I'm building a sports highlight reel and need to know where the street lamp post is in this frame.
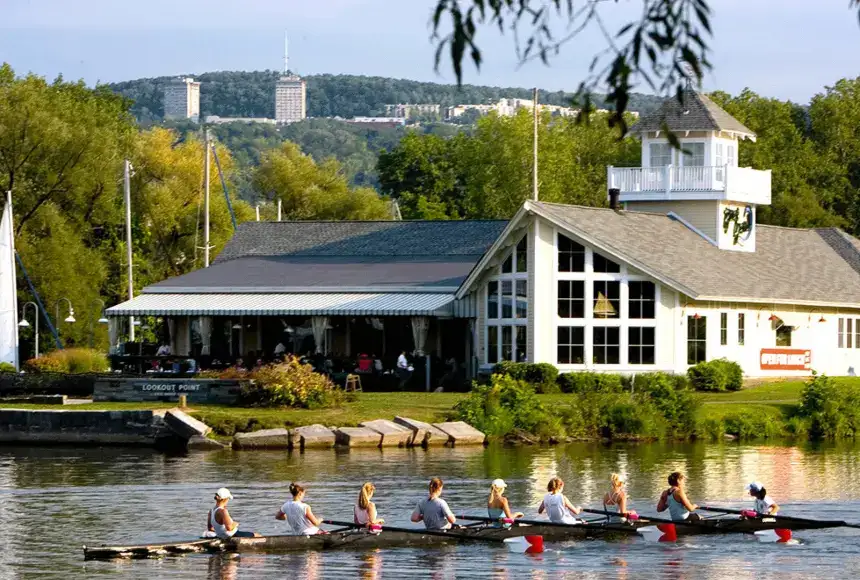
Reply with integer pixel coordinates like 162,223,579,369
89,299,109,348
18,302,39,359
55,298,76,343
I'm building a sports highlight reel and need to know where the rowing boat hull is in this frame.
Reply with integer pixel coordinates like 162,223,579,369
82,517,844,560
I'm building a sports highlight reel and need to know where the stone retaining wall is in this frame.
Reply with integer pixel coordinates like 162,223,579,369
0,409,172,445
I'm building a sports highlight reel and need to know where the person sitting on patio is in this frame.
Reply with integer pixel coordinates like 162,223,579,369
234,358,246,371
357,353,372,373
373,354,383,375
274,342,286,356
156,343,171,356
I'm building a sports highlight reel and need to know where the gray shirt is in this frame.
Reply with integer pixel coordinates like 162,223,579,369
412,497,454,530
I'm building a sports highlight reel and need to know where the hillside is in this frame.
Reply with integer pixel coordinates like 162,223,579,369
106,71,665,122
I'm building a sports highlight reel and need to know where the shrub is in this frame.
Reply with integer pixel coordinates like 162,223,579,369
795,373,860,438
602,399,666,440
494,361,559,393
454,374,559,438
687,359,743,392
227,357,343,409
22,348,109,374
635,372,700,435
557,372,624,394
0,362,16,373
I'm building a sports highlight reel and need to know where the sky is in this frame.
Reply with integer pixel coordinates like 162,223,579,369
0,0,858,103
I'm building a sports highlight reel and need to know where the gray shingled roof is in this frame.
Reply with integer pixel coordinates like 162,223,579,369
628,91,754,137
147,256,477,292
214,220,508,262
533,202,860,306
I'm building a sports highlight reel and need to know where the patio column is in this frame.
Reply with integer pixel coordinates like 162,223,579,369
174,316,191,356
312,316,329,354
108,317,119,355
345,319,352,356
199,316,213,355
167,317,177,354
411,316,429,355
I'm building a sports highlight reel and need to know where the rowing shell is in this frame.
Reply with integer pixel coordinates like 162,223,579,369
81,516,845,560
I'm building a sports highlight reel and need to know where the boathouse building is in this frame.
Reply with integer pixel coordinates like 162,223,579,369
108,93,860,378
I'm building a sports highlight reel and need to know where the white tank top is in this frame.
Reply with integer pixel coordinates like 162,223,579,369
543,493,577,524
281,499,319,535
354,504,370,525
209,507,236,539
666,490,690,521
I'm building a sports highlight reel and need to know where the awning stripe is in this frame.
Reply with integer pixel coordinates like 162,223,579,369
106,292,455,317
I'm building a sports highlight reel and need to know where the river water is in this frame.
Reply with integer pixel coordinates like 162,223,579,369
1,441,859,579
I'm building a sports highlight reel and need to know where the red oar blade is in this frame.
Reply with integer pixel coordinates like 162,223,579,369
503,535,544,554
754,528,793,543
637,523,677,543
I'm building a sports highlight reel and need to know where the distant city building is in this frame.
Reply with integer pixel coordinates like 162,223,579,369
343,116,407,128
204,115,277,125
383,103,441,118
163,77,200,122
275,75,307,124
445,97,623,120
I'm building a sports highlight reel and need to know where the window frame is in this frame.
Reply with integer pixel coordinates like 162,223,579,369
720,312,728,346
687,315,707,365
485,235,530,364
738,313,746,346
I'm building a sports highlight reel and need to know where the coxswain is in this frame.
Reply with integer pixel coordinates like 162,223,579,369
276,482,323,535
603,473,633,522
411,477,456,530
747,482,780,515
354,482,385,527
206,488,259,539
657,472,701,521
487,478,524,525
538,477,582,524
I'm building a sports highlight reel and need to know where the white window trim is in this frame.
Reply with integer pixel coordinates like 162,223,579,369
553,229,660,370
484,237,530,364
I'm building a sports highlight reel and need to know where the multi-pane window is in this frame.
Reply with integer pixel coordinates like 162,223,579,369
841,318,860,349
502,254,513,273
501,281,513,319
515,326,527,362
776,324,792,347
738,313,745,345
501,326,513,361
850,319,854,349
515,280,528,319
593,281,620,319
628,281,655,319
558,281,585,318
593,252,621,273
727,145,736,168
720,312,728,346
628,327,655,365
486,235,529,364
716,143,724,181
515,238,527,273
681,142,705,167
558,235,585,272
487,326,498,364
488,281,499,319
593,327,620,365
557,327,585,364
687,316,707,364
650,142,672,167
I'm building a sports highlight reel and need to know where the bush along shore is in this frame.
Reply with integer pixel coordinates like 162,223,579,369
456,362,860,444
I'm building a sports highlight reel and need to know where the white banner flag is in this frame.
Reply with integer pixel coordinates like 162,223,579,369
0,191,19,369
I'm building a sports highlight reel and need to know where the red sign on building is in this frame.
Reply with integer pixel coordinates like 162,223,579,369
760,349,812,371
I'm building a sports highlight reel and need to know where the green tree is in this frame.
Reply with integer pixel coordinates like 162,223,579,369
252,142,391,220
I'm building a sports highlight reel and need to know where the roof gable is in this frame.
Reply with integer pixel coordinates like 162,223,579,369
629,91,754,138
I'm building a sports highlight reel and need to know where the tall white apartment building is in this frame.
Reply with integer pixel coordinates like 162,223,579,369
163,77,200,122
275,75,307,123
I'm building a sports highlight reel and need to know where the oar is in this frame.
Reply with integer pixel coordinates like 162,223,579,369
457,514,608,528
321,520,505,544
699,506,860,530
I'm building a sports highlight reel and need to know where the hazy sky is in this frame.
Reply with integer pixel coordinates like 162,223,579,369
1,0,858,103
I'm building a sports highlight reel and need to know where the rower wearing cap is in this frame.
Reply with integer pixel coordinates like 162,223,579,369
538,477,583,524
603,473,632,522
411,477,456,530
206,488,259,539
657,471,701,521
487,478,524,525
747,482,780,515
276,482,323,535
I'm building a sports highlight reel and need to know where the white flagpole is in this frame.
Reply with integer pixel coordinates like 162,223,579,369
0,191,19,370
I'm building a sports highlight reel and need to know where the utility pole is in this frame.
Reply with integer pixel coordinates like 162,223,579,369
204,129,211,268
532,87,539,202
123,159,135,341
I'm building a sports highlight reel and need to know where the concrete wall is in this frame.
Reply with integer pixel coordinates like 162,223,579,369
0,410,171,444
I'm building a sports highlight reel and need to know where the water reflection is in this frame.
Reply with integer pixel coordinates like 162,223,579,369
1,441,860,578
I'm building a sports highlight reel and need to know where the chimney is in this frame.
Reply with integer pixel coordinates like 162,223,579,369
608,188,620,211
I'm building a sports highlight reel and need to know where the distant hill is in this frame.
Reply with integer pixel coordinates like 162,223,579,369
106,71,665,123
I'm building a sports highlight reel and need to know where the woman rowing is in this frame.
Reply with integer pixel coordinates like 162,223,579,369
487,478,523,525
206,487,259,539
747,482,780,515
603,473,632,522
657,471,701,521
276,482,323,535
538,477,582,524
355,482,384,527
411,477,456,530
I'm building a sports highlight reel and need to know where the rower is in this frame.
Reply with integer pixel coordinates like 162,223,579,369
276,482,323,535
355,482,384,527
206,487,259,539
487,478,523,526
538,477,582,524
603,473,632,522
657,472,701,521
746,482,780,515
411,477,456,530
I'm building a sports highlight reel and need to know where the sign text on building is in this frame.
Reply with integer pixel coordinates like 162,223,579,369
760,349,812,371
